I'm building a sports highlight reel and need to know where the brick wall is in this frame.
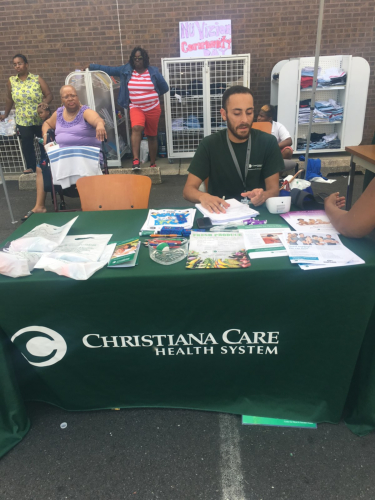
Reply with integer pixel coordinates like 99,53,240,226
1,0,374,144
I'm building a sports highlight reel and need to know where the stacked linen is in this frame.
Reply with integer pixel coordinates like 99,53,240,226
300,66,347,89
298,99,343,124
314,99,343,122
300,66,318,89
297,132,341,151
317,67,347,87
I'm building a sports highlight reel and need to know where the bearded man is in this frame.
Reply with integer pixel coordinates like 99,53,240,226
183,86,284,213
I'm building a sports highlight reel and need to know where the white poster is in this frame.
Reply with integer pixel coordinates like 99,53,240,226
179,20,232,58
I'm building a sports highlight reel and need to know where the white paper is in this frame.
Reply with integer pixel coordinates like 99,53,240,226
241,227,290,259
299,246,364,270
280,211,337,232
279,231,353,265
34,234,112,264
9,217,78,253
196,198,259,225
36,243,116,280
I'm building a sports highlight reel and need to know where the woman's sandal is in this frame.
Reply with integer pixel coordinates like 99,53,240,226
23,169,34,174
21,210,34,222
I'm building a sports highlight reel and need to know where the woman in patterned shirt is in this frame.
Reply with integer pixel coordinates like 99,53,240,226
0,54,53,173
88,47,169,170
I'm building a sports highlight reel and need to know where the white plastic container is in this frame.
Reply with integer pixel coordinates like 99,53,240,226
265,196,291,214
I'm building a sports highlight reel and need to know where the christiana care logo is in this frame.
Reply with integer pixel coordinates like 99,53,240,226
11,326,67,367
11,327,280,367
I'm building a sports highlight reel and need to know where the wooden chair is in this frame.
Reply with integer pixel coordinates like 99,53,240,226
76,174,152,211
251,121,272,134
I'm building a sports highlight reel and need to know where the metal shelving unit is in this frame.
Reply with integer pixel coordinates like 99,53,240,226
162,54,250,159
65,70,131,167
270,55,370,154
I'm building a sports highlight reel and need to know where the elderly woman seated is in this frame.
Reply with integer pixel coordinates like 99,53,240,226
22,84,106,221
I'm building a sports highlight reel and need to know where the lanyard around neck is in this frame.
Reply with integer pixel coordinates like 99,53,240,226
226,130,251,189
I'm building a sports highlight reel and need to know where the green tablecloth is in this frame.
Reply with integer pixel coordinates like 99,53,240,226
1,208,375,457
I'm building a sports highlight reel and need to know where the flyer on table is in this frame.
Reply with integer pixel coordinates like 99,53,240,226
187,232,251,269
240,226,290,259
279,232,354,265
280,210,337,232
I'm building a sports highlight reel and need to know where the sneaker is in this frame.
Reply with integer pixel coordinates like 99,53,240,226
132,159,140,171
150,163,157,168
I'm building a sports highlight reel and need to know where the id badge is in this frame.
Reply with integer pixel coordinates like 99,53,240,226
241,197,249,205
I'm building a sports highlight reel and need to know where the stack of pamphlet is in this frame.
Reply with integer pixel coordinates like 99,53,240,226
140,209,196,232
196,198,259,225
279,210,364,270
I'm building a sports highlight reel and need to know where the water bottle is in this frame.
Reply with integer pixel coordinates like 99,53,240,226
158,132,167,158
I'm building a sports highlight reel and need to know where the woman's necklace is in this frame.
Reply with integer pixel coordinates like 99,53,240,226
64,105,81,122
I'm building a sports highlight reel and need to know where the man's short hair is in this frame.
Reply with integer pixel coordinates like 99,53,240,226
222,86,253,110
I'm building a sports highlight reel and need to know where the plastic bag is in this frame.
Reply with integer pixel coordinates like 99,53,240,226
34,243,116,280
0,251,41,278
0,114,16,136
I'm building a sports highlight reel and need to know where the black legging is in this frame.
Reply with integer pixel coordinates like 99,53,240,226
17,124,43,172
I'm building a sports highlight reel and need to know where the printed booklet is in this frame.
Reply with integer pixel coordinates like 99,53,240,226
107,238,140,268
141,209,196,231
187,231,251,269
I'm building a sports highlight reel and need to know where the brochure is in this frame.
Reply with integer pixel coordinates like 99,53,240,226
299,246,364,270
141,209,196,231
280,210,337,232
196,198,259,225
240,225,290,259
108,238,140,268
187,232,251,269
242,415,317,429
9,216,78,253
279,231,363,267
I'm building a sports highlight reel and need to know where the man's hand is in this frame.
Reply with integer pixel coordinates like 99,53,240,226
324,192,346,210
0,115,7,122
199,193,230,214
241,188,266,206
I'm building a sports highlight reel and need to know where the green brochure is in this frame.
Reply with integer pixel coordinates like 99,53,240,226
107,238,140,267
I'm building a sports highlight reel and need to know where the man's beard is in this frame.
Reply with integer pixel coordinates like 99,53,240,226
226,116,252,141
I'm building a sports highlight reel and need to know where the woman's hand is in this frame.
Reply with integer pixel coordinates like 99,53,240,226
324,192,346,210
96,121,107,142
0,114,7,122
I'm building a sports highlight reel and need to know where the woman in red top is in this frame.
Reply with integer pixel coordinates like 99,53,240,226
88,47,169,170
127,47,163,169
